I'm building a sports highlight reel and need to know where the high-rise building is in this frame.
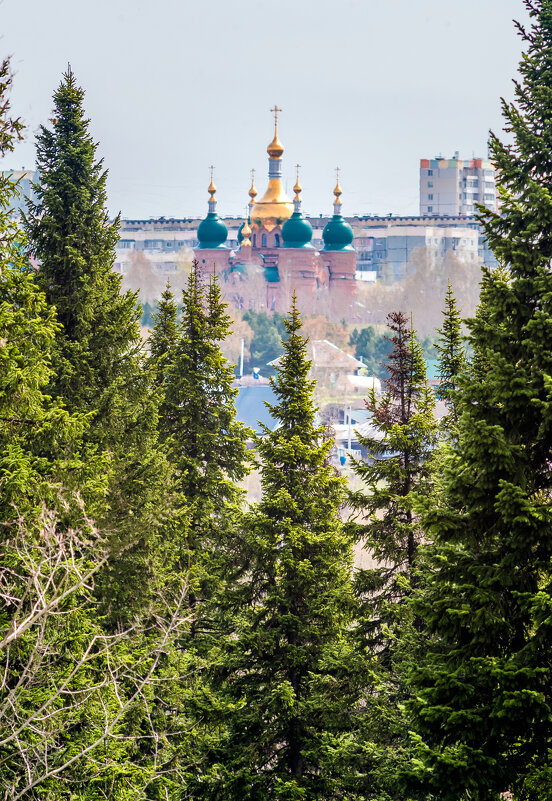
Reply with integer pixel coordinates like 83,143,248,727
419,154,498,216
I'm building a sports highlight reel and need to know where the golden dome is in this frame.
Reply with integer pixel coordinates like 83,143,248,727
267,129,284,159
242,218,252,238
250,181,294,231
208,166,216,201
249,169,257,203
293,165,302,201
333,167,342,205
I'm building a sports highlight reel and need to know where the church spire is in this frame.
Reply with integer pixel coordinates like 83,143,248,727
293,164,302,213
208,164,217,213
249,106,293,232
333,166,343,215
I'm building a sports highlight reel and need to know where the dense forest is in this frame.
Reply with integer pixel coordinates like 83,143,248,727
2,1,552,798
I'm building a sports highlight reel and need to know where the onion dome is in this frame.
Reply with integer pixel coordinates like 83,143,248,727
248,169,258,206
322,169,354,251
241,217,252,246
267,129,284,159
197,168,228,250
282,166,313,249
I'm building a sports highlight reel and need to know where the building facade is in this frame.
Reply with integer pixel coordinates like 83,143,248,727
419,154,498,216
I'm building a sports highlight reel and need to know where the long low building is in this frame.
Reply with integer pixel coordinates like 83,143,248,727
114,212,495,283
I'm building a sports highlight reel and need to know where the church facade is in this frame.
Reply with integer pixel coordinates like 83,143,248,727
194,111,357,317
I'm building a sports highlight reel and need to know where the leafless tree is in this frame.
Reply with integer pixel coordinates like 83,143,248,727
0,497,193,799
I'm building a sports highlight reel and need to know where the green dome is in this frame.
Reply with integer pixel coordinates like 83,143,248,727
282,212,313,249
197,212,228,249
322,214,354,251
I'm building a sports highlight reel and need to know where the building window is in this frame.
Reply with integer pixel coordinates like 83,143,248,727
252,234,257,247
428,194,433,200
428,206,433,213
428,169,433,176
262,234,267,247
428,181,433,188
274,233,280,247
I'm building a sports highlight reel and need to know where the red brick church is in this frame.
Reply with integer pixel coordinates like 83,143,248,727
194,108,357,317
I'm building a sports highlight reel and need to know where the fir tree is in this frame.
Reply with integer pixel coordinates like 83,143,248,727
351,311,437,645
346,312,437,799
159,262,250,632
407,4,552,797
24,69,172,622
149,282,178,375
149,281,178,427
434,282,466,429
202,298,362,801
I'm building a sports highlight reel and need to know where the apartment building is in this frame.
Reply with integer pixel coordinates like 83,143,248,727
420,154,498,216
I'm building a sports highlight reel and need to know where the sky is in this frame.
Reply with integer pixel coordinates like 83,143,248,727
1,0,530,219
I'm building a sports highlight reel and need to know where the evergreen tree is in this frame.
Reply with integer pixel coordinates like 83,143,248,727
159,262,250,631
434,282,466,429
407,4,552,797
346,312,437,799
24,69,172,621
202,298,362,801
149,282,178,374
351,311,437,643
149,281,178,428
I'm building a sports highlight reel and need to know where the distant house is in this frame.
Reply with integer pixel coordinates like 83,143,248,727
269,339,377,393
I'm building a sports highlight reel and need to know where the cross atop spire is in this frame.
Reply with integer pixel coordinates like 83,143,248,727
208,166,217,208
270,105,282,128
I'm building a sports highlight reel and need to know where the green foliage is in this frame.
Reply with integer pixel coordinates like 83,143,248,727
203,298,364,800
350,325,437,379
0,58,190,801
242,309,284,373
351,312,437,634
23,69,172,622
434,282,466,429
349,325,392,376
348,311,437,799
155,263,250,629
407,4,552,796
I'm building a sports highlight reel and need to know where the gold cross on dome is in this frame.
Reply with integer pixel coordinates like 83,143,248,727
210,165,214,181
270,105,282,126
335,166,341,183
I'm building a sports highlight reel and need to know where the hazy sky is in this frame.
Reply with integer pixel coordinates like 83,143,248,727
2,0,530,219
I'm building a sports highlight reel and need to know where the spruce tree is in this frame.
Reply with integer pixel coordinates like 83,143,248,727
346,312,437,799
407,3,552,797
149,282,178,377
158,262,250,632
434,282,466,430
202,298,362,801
351,311,437,644
24,69,171,621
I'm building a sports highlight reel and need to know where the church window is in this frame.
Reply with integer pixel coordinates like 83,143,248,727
262,234,267,247
274,233,280,247
253,234,257,247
